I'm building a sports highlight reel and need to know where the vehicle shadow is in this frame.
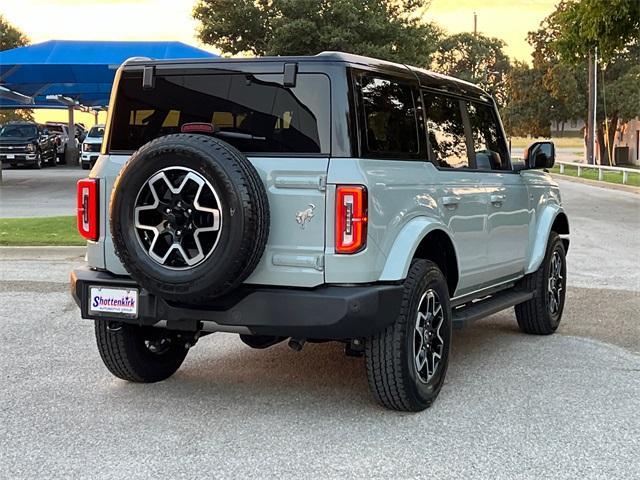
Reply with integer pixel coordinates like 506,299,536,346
109,311,532,414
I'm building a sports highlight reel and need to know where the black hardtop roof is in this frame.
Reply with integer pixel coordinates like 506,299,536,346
124,51,489,100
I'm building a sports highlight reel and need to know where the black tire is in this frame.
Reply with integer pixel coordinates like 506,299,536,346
32,152,42,169
81,162,90,170
94,321,189,382
110,134,269,304
515,232,567,335
58,147,67,165
365,260,452,412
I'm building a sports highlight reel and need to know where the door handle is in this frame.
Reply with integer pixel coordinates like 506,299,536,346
490,194,506,205
442,196,461,208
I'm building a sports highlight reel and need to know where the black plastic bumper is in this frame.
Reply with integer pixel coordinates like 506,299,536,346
71,266,403,340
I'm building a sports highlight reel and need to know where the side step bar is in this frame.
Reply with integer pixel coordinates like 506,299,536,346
452,289,535,329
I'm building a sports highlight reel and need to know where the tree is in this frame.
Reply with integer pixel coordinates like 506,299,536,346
547,0,640,63
0,15,31,124
432,33,511,105
545,0,640,164
0,14,29,51
0,109,34,124
501,61,552,138
193,0,442,66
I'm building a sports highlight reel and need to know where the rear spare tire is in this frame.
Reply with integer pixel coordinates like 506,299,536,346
110,134,269,304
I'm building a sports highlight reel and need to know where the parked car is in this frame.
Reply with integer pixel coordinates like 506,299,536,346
80,124,105,170
0,122,57,168
71,53,569,411
45,122,80,164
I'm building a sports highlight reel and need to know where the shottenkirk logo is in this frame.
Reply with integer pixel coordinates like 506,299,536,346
92,295,136,309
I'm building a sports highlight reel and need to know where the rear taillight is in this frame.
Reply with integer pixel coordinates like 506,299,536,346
335,185,368,254
77,178,99,241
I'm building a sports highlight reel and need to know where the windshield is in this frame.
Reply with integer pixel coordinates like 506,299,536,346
0,124,37,138
47,125,64,133
88,126,105,137
109,72,330,154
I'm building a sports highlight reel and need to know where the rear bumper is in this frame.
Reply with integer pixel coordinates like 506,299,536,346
71,266,403,340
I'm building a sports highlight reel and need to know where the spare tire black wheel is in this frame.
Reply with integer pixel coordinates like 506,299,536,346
110,134,269,304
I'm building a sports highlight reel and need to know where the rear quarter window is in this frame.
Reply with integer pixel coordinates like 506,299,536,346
108,72,331,155
358,75,419,157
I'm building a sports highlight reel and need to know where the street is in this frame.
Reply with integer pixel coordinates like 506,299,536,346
1,179,639,479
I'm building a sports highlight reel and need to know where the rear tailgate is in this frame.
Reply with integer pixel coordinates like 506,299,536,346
91,63,331,287
95,155,328,287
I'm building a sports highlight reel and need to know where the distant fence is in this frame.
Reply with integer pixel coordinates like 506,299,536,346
556,161,638,185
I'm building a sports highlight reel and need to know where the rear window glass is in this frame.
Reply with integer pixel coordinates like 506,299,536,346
109,72,330,154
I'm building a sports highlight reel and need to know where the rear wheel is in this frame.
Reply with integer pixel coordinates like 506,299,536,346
515,232,567,334
58,146,67,165
94,321,189,382
365,260,452,411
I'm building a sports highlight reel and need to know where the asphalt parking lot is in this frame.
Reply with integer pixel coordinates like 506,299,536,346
0,179,639,479
0,165,85,217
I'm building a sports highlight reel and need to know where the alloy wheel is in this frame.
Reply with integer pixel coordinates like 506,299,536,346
548,250,564,316
413,289,445,383
134,166,222,270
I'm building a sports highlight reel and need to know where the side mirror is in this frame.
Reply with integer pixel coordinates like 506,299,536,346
524,141,555,170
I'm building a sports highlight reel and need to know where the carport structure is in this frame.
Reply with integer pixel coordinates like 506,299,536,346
0,40,216,164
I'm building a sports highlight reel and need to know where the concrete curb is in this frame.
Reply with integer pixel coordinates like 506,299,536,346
551,173,640,195
0,245,86,259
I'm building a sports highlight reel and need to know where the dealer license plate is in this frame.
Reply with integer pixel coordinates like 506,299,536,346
89,286,138,317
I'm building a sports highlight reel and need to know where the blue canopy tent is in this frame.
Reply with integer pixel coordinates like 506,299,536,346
0,40,216,168
0,40,217,109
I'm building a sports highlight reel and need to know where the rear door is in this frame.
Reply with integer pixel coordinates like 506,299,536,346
103,68,331,287
422,91,491,296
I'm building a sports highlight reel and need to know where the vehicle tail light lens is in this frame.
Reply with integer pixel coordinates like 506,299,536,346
77,178,99,241
335,185,367,254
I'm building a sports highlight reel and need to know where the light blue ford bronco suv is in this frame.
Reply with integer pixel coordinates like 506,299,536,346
71,52,569,411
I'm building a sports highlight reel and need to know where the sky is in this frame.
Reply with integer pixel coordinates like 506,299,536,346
1,0,560,124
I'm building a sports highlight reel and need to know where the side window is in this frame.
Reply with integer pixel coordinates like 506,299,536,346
360,75,419,156
467,101,510,171
423,92,469,169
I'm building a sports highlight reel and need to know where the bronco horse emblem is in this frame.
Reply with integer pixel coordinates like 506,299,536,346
295,204,316,229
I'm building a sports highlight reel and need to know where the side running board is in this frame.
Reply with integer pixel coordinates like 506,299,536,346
452,289,535,329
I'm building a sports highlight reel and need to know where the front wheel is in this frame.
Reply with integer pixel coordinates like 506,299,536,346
32,152,42,169
515,232,567,334
365,259,452,411
94,321,189,382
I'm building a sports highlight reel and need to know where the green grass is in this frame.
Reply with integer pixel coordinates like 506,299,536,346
0,216,85,246
550,164,640,187
510,136,584,149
